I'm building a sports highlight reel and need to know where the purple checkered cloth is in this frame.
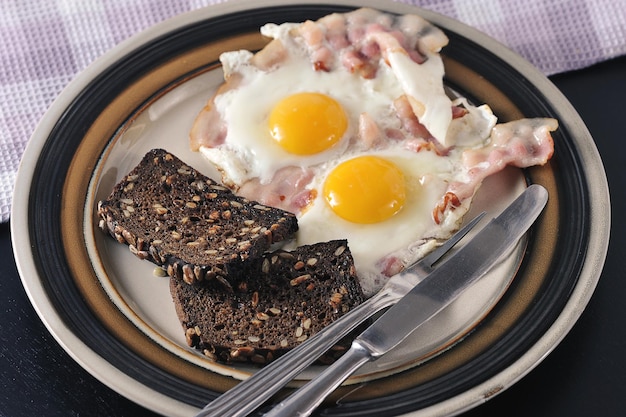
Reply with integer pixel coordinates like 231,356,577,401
1,0,625,222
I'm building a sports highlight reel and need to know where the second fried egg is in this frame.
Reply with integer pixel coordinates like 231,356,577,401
296,147,461,294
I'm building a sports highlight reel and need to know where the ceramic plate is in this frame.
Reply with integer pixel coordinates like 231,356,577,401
11,1,609,416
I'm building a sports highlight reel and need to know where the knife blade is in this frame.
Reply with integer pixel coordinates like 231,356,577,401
195,212,485,417
196,212,485,417
265,184,548,417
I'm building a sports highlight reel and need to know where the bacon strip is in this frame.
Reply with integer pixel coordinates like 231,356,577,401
393,95,452,156
190,8,450,155
375,117,557,277
236,166,316,213
188,9,558,283
433,117,557,224
250,39,288,71
294,8,445,75
189,73,244,151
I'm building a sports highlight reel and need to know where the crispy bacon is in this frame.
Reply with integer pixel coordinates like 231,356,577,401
432,192,462,225
393,95,431,139
342,49,377,78
318,13,349,50
375,117,557,276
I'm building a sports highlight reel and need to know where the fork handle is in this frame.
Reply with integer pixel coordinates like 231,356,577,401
263,342,373,417
195,290,396,417
196,213,485,417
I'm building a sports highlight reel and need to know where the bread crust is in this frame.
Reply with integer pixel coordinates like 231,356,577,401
97,149,298,288
169,240,364,365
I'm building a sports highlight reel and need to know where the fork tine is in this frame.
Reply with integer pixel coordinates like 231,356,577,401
194,211,486,417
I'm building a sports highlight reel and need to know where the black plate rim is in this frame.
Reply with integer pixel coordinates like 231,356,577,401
11,1,610,416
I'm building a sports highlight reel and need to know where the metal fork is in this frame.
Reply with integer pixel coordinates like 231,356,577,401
194,212,486,417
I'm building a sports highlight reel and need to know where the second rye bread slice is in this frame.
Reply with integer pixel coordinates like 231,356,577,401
97,148,298,288
170,239,365,365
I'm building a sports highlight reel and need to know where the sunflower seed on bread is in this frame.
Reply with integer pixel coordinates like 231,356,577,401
170,240,364,364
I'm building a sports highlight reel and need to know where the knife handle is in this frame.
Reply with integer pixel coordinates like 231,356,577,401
264,342,373,417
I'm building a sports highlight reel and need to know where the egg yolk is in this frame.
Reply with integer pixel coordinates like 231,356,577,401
323,156,407,224
268,92,348,155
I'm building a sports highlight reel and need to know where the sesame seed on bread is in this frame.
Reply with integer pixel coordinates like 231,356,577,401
170,239,365,365
97,148,299,289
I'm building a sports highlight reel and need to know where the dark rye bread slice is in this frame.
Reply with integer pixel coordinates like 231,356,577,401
97,148,298,288
170,240,365,365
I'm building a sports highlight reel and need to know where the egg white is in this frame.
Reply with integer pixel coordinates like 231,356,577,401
209,45,405,186
295,146,467,296
194,13,503,295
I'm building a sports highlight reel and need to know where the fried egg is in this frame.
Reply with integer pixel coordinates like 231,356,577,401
189,8,557,295
199,46,406,186
296,148,463,294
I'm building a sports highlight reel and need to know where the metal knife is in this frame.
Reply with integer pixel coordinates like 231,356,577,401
264,184,548,417
196,212,485,417
199,185,545,417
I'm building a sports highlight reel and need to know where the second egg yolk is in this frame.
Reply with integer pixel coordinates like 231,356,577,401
268,92,348,155
323,156,407,224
